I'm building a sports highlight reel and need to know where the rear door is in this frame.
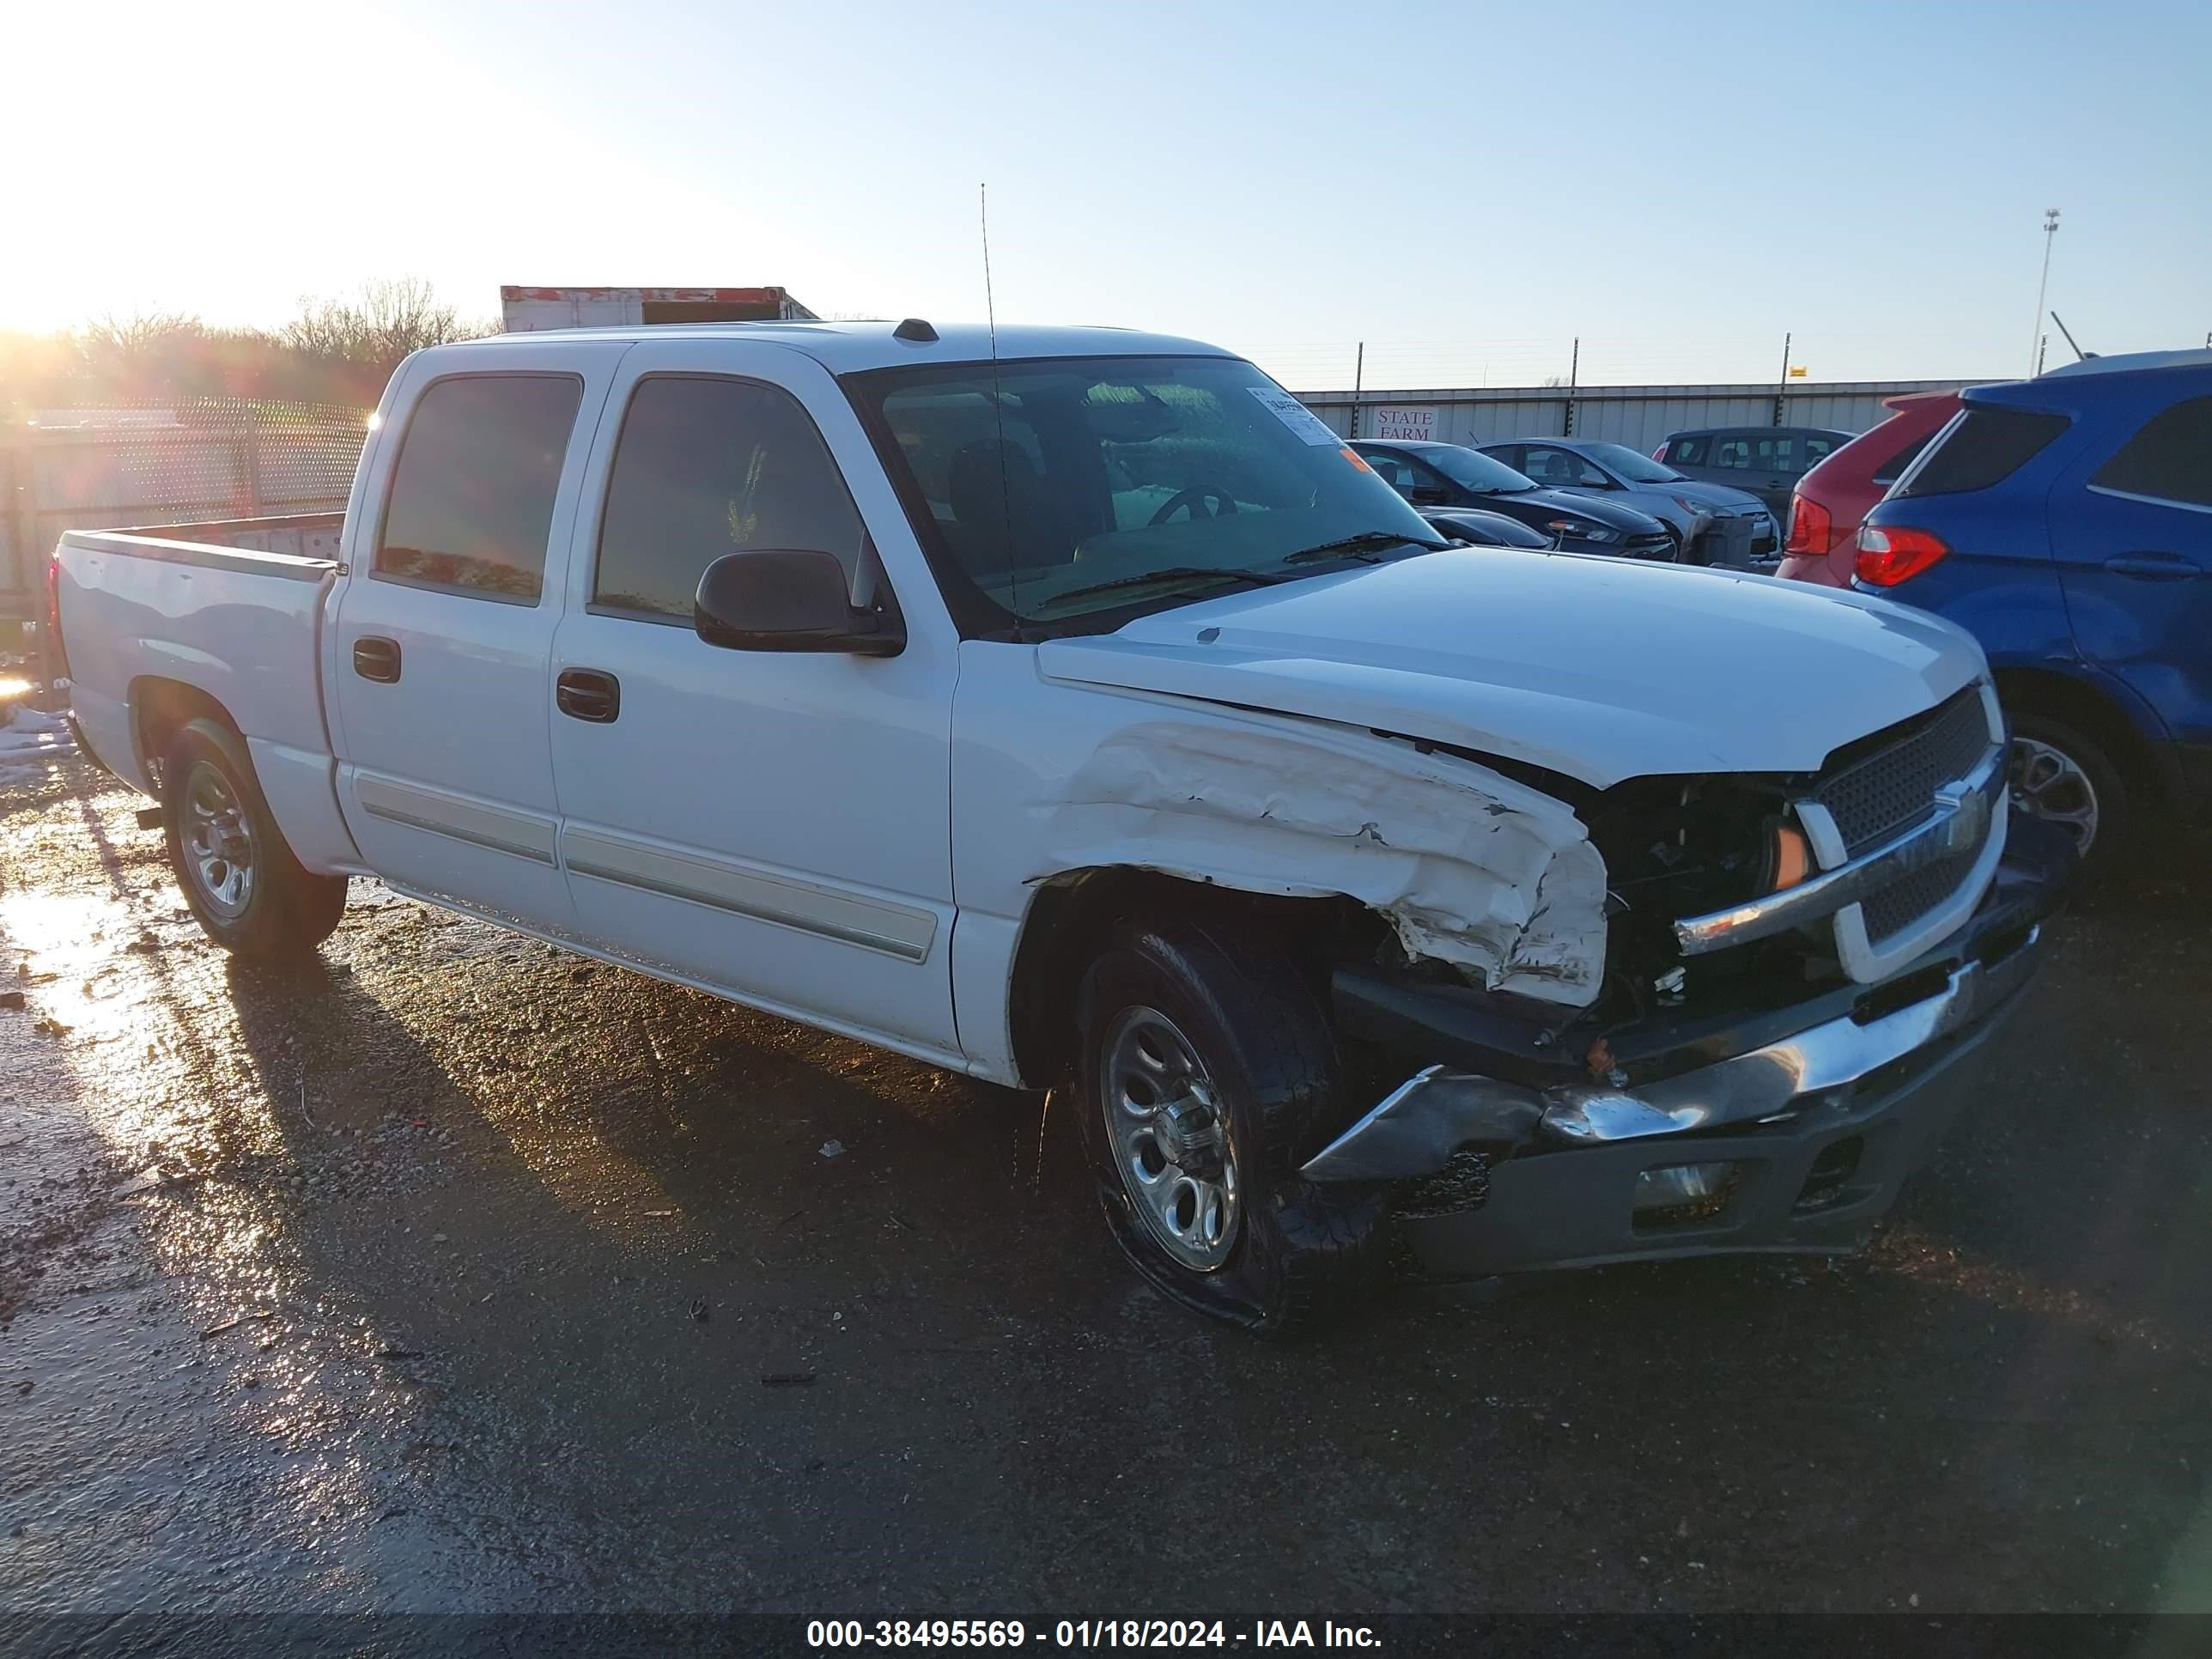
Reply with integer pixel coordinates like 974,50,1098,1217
545,338,960,1056
1712,429,1796,512
329,342,625,932
2051,384,2212,751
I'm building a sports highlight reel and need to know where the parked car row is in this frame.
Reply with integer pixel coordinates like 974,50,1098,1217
1352,441,1682,559
1353,428,1799,569
1479,437,1781,564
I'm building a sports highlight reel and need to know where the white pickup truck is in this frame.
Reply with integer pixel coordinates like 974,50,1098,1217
50,321,2068,1330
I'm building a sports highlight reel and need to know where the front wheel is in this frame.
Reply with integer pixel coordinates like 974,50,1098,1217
1076,917,1387,1334
2008,714,2128,872
161,718,347,957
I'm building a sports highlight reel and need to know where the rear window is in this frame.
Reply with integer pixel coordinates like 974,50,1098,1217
375,374,583,602
1894,407,2069,499
2090,396,2212,508
1871,431,1935,486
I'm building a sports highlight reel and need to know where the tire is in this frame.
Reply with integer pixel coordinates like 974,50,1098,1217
1075,915,1389,1335
2008,713,2130,876
161,717,347,957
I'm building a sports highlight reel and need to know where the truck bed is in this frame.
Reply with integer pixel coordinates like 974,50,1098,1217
54,514,346,811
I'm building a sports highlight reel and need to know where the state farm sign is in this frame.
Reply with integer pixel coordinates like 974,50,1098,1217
1370,406,1437,442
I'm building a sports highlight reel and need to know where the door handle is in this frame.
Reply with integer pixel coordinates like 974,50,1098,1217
352,636,402,683
556,668,621,724
2102,554,2202,580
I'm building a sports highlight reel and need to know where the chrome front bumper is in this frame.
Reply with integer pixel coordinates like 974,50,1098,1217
1300,827,2061,1283
1304,922,2041,1185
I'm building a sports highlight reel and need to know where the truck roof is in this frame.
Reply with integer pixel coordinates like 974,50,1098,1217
440,320,1234,374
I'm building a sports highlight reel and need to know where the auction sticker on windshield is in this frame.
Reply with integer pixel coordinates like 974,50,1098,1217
1249,386,1345,447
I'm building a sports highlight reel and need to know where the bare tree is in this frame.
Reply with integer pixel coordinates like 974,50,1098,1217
283,278,487,372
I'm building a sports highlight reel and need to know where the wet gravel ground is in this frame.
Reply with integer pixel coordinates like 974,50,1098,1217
3,750,2212,1620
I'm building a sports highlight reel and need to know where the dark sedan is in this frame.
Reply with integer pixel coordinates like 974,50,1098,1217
1352,441,1678,559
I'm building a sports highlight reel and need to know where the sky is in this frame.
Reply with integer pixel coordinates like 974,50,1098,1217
9,0,2209,390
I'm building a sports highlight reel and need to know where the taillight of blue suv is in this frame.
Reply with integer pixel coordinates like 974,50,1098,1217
1854,524,1950,587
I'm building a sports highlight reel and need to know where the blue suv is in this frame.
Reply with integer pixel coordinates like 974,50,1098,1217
1855,349,2211,870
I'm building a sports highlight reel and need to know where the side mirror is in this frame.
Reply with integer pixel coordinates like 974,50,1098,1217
1408,484,1449,507
693,550,904,657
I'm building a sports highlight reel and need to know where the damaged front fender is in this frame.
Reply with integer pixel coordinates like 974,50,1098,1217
1042,720,1607,1006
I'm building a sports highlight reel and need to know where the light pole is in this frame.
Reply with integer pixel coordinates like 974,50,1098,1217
2031,208,2060,376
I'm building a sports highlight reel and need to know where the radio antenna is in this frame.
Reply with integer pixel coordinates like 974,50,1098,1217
981,181,1000,356
981,181,1024,631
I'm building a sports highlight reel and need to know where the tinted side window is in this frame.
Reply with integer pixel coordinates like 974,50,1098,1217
1668,435,1709,465
1713,435,1753,470
595,376,867,620
1802,434,1839,468
1896,408,2070,499
376,375,582,603
1522,447,1606,487
1359,449,1419,495
1871,431,1935,486
1752,434,1799,471
2090,396,2212,508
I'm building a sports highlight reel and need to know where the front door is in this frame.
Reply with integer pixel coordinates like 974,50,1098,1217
329,343,624,933
546,340,960,1057
2052,388,2212,753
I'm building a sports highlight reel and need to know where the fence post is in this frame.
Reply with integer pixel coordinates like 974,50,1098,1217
6,431,58,691
243,408,266,517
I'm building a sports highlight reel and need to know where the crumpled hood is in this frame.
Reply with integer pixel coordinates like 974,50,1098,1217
1035,550,1985,789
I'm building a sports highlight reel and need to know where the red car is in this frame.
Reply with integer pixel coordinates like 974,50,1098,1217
1778,391,1961,586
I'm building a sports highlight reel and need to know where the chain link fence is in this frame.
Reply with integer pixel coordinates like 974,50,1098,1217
2,398,371,623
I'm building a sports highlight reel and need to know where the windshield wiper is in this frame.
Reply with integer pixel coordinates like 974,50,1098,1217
1036,564,1295,611
1279,531,1449,566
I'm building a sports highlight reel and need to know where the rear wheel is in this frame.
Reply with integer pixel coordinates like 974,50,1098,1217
161,718,347,957
2007,713,2129,872
1076,916,1388,1334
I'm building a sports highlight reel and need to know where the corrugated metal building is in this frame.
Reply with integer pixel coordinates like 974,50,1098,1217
1295,380,1972,453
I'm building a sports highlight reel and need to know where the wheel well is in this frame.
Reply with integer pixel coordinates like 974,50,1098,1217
131,678,241,794
1005,867,1380,1090
1992,666,2171,813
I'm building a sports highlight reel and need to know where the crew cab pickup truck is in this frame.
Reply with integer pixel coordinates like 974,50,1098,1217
50,321,2068,1331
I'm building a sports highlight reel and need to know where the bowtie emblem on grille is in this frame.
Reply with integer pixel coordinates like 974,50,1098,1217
1934,773,1992,854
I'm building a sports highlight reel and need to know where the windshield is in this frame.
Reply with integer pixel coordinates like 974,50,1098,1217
1583,442,1683,483
849,356,1442,627
1419,444,1540,494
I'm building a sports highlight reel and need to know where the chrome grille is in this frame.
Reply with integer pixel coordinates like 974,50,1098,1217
1812,690,1993,859
1861,843,1981,944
